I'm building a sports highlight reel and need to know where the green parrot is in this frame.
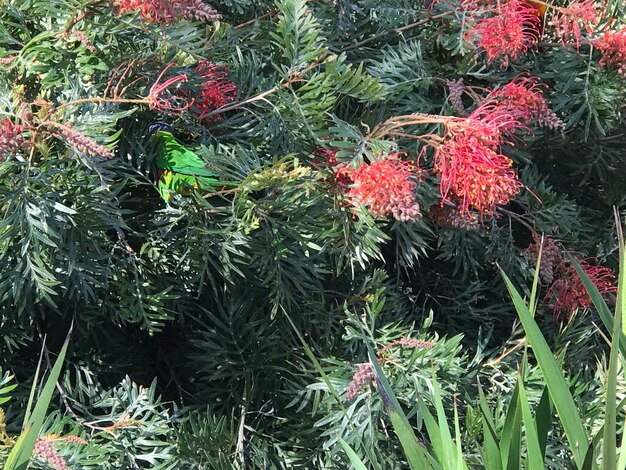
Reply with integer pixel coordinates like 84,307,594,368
149,123,233,203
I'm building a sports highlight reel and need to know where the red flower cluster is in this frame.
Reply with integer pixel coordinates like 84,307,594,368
545,259,616,321
0,119,29,161
147,63,191,113
470,0,541,67
193,61,238,124
553,0,600,50
595,28,626,76
489,77,564,130
434,123,521,217
114,0,221,25
433,77,562,218
524,236,616,320
338,154,421,222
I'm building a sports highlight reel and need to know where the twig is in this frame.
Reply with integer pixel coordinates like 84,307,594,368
341,12,451,52
234,9,279,29
236,404,246,468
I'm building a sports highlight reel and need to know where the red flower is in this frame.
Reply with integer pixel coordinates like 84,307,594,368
553,0,600,50
489,77,564,130
192,61,238,124
339,153,421,222
0,119,29,161
546,258,616,321
434,125,521,217
595,28,626,76
470,0,541,67
147,63,192,113
114,0,221,25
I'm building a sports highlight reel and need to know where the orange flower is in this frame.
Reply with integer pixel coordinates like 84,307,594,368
339,154,421,222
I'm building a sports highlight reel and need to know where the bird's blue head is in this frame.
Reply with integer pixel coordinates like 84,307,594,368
148,121,175,136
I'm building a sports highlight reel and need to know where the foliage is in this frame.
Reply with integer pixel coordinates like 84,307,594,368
0,0,625,468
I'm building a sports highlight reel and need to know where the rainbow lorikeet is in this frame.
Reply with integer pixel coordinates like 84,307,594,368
149,122,235,203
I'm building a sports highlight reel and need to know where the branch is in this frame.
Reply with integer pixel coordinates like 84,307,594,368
341,12,451,52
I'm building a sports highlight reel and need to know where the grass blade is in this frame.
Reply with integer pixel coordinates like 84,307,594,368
518,379,544,470
367,345,435,470
500,381,521,470
535,387,552,460
477,382,503,470
338,437,368,470
500,269,589,467
4,327,71,470
601,244,624,469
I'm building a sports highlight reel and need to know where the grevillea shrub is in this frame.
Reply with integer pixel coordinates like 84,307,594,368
0,0,624,468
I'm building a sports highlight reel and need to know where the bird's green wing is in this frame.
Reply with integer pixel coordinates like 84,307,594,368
152,131,218,178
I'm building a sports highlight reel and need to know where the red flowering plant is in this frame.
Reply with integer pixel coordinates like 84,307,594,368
369,76,561,221
595,28,626,76
552,0,601,50
545,258,616,321
467,0,542,67
336,153,422,222
524,235,616,321
114,0,221,25
190,61,238,124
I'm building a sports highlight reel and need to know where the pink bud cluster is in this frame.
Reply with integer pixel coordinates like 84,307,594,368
34,438,70,470
51,122,114,158
430,203,479,230
192,61,238,124
345,337,436,400
523,234,562,285
0,119,29,160
114,0,221,25
446,78,465,113
345,363,375,400
69,30,97,53
337,153,421,222
595,28,626,76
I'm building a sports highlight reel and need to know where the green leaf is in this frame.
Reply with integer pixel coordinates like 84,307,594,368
518,379,544,470
367,345,434,470
500,381,521,470
478,382,503,470
3,327,71,470
535,388,552,460
338,437,368,470
500,269,589,467
601,241,624,469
